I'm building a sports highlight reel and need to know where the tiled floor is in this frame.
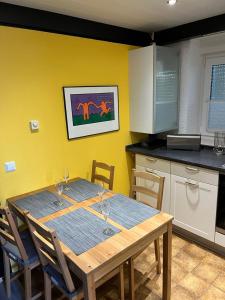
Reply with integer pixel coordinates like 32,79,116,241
97,234,225,300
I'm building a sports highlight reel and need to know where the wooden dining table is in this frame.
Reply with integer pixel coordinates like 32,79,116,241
7,178,173,300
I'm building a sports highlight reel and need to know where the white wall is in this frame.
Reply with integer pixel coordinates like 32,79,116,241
172,32,225,144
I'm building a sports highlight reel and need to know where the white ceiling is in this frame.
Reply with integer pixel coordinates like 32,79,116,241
3,0,225,32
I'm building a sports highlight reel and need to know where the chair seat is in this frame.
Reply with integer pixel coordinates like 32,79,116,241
43,264,83,298
2,229,39,266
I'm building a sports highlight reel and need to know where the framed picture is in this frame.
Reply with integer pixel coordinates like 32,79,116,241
63,86,119,139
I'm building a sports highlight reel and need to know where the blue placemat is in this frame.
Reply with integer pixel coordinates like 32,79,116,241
63,179,103,202
15,191,72,218
44,208,120,255
91,194,159,229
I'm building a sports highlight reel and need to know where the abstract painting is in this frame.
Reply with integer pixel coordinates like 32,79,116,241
63,86,119,139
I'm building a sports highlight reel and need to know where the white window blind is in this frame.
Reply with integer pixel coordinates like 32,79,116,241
208,63,225,131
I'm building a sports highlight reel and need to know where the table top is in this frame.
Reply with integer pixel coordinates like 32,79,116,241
7,178,173,276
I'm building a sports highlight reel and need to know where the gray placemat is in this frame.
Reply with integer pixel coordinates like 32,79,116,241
14,191,72,218
44,208,120,255
63,179,103,202
91,194,159,229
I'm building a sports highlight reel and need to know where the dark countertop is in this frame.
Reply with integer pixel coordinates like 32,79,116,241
126,143,225,173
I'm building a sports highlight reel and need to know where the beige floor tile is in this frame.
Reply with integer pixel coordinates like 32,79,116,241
183,243,207,260
179,273,209,298
145,274,162,296
200,285,225,300
213,272,225,293
136,284,162,300
192,262,221,284
173,249,201,272
171,285,194,300
172,245,183,257
171,260,188,286
203,252,225,271
172,235,189,249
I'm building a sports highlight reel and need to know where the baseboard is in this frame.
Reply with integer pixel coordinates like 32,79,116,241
173,225,225,258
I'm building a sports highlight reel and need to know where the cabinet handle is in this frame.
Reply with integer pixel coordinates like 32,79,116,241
185,181,199,188
186,166,199,173
185,180,199,204
146,157,157,163
145,168,156,174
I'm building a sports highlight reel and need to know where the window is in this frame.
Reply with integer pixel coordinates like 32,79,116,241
201,55,225,143
208,63,225,130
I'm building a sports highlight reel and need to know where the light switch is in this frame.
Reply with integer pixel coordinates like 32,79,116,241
5,161,16,172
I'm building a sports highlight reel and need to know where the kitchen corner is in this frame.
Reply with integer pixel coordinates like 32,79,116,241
126,142,225,256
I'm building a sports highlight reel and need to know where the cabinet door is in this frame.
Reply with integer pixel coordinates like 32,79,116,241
171,175,217,241
129,45,154,133
136,165,171,214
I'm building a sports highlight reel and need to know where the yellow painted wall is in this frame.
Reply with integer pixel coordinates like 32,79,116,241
0,26,134,201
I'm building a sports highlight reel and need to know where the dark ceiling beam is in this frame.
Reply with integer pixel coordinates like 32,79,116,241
0,2,152,46
154,13,225,45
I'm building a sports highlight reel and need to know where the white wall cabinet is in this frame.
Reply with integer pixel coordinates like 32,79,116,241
129,44,179,134
135,154,171,214
171,174,218,242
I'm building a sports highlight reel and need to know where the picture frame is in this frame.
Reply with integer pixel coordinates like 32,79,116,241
63,86,119,139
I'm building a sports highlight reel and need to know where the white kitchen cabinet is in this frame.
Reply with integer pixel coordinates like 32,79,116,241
171,174,218,242
129,44,179,134
135,154,171,214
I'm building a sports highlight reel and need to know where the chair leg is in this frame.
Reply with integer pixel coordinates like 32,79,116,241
128,258,135,300
154,238,161,274
119,265,124,300
44,272,51,300
24,266,32,300
3,251,11,298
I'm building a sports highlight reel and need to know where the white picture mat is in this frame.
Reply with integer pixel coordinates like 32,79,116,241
64,86,119,139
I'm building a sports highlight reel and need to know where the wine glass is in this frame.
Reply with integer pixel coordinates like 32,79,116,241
97,182,105,201
100,200,114,236
63,168,70,191
54,179,64,206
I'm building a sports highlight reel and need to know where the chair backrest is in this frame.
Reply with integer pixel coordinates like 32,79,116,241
130,169,165,210
8,201,29,224
0,206,28,261
91,160,115,190
25,213,75,293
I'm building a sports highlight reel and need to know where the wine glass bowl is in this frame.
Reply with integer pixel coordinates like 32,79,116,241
63,168,70,191
54,179,64,206
97,182,106,201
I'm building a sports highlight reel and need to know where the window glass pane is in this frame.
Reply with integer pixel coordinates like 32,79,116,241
208,102,225,130
210,64,225,101
156,70,177,104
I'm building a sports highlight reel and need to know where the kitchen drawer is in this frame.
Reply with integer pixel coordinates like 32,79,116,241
136,154,170,173
171,162,218,186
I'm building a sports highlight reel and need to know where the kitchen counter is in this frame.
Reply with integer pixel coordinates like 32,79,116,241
126,143,225,173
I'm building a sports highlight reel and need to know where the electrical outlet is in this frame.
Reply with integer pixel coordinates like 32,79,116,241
5,161,16,172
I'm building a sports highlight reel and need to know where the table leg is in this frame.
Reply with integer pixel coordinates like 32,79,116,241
83,273,96,300
162,221,172,300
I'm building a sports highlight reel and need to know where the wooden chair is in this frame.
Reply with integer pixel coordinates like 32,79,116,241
128,169,165,300
25,213,125,300
91,160,115,190
0,206,42,300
